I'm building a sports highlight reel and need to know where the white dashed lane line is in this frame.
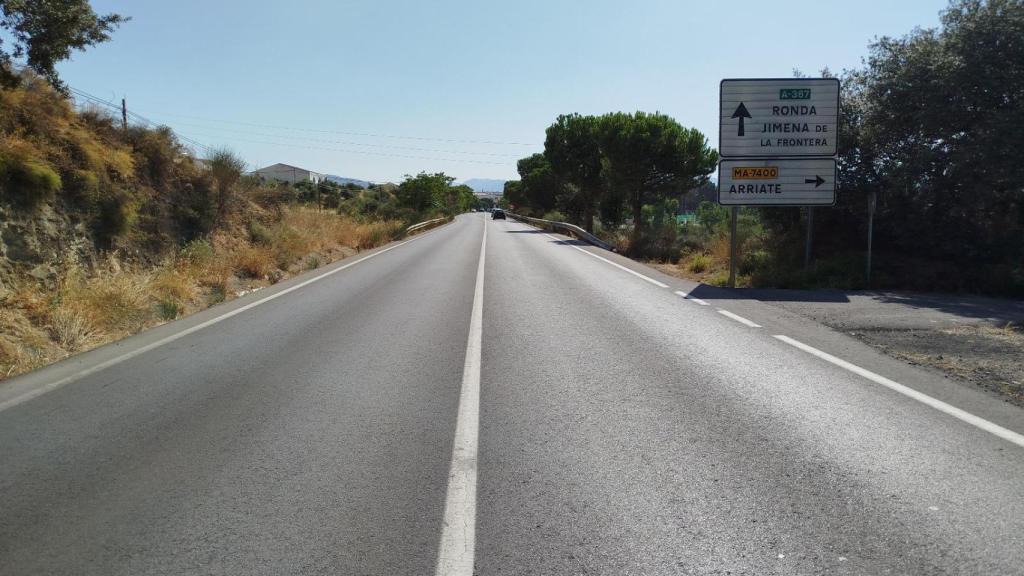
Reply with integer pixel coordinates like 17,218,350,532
674,290,710,306
531,222,1024,449
532,221,1024,450
716,309,762,328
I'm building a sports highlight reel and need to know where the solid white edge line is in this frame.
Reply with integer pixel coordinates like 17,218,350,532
571,247,669,288
717,309,762,328
537,231,669,289
773,334,1024,449
434,218,485,575
0,236,421,413
674,290,710,306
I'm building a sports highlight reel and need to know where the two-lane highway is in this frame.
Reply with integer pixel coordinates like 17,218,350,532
2,213,1023,575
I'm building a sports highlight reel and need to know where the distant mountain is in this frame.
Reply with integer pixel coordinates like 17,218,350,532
326,175,372,188
461,178,506,193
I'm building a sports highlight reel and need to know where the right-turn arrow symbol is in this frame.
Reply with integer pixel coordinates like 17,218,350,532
804,175,826,187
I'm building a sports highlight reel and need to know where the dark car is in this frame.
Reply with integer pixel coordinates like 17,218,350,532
492,209,506,220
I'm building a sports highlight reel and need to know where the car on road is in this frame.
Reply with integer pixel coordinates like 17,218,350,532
492,209,506,220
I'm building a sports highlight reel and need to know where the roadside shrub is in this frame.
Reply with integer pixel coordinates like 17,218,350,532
207,284,227,304
92,192,137,246
543,210,567,222
57,267,151,335
739,249,771,276
247,220,273,246
172,175,218,240
50,308,98,351
268,224,309,266
180,238,214,269
151,268,194,303
0,139,62,208
688,253,711,273
157,300,180,320
354,220,405,250
66,169,100,201
128,126,181,187
705,271,730,287
234,245,275,278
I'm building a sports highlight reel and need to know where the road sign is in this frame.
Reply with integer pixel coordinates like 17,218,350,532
720,78,839,158
718,158,836,206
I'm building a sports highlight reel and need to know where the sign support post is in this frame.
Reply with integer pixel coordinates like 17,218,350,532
717,78,840,287
728,207,738,288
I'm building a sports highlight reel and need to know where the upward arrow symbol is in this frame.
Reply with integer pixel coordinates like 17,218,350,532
731,102,752,137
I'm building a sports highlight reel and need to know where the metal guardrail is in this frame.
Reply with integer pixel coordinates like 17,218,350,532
505,213,616,252
405,217,449,234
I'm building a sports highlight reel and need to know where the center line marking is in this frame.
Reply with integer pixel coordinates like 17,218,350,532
435,218,485,575
675,290,710,306
774,334,1024,449
717,309,762,328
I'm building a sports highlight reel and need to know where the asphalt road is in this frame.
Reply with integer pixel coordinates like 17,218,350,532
2,213,1023,575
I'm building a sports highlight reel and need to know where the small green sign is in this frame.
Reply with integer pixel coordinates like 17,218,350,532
779,88,811,100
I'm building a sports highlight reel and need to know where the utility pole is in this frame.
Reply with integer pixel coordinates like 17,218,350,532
121,98,128,132
728,207,738,288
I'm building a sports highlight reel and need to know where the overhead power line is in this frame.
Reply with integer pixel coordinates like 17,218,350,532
176,131,511,166
152,119,522,158
135,109,540,147
68,87,216,156
67,87,526,166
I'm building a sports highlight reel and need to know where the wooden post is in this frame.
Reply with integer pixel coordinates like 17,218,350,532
121,98,128,131
728,207,738,288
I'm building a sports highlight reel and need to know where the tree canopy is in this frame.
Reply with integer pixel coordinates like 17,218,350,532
0,0,127,90
793,0,1024,293
506,111,716,249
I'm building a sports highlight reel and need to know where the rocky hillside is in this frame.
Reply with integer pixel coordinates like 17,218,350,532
0,73,405,379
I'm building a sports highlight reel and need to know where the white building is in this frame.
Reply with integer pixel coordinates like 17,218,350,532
252,163,325,185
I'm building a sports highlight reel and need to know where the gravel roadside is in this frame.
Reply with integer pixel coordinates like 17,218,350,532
649,263,1024,407
741,289,1024,407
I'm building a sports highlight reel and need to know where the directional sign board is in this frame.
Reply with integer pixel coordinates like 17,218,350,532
720,78,839,158
718,158,836,206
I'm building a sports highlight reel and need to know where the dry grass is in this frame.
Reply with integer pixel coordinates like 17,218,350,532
58,265,151,335
233,245,276,279
50,309,99,351
275,207,404,253
0,307,57,377
0,205,406,382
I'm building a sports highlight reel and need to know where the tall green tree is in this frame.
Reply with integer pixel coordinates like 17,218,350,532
802,0,1024,294
0,0,127,90
450,184,477,214
502,179,525,209
544,114,604,231
397,172,454,215
515,153,559,217
597,112,717,248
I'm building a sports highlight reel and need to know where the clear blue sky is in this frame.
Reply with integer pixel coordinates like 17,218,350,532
57,0,947,183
